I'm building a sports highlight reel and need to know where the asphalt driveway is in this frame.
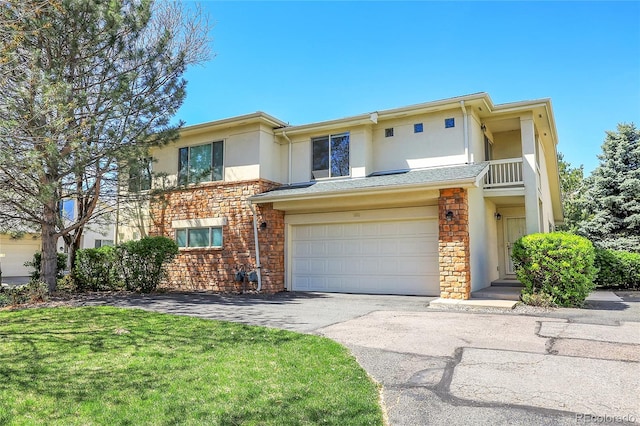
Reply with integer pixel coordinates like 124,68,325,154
75,291,640,425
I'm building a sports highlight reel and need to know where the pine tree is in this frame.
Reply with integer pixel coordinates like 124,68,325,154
0,0,211,289
580,123,640,252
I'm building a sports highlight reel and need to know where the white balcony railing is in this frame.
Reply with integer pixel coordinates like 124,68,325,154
483,158,524,188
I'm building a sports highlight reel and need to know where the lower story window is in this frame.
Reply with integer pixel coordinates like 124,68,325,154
176,227,223,248
95,239,114,248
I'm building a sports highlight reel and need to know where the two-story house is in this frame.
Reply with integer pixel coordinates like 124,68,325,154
137,93,562,300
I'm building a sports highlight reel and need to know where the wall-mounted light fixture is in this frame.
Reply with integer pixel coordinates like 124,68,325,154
494,212,502,220
445,210,454,221
481,123,487,132
259,221,267,230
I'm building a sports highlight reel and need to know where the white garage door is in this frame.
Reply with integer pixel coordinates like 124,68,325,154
291,219,439,295
0,235,41,277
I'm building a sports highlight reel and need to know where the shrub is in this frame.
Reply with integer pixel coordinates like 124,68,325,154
115,236,178,293
0,280,49,306
594,248,640,289
512,232,597,307
25,252,68,280
0,292,9,307
74,246,121,291
520,292,556,308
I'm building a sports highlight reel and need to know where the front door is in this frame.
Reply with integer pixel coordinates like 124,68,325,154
505,217,526,276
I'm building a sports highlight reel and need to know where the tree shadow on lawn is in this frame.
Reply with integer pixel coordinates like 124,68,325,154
0,308,305,408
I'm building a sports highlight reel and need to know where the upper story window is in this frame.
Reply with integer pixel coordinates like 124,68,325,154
445,118,455,128
385,128,394,137
128,158,152,192
178,141,224,185
413,123,423,133
312,132,349,179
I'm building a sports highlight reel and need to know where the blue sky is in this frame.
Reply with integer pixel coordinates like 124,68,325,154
177,1,640,174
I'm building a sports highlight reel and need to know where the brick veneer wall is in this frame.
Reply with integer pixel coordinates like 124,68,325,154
438,188,471,299
149,179,285,293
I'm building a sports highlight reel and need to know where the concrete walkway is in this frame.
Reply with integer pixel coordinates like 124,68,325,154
71,290,640,425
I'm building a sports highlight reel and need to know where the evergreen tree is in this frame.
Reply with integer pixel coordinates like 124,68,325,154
580,123,640,252
0,0,211,289
556,152,587,232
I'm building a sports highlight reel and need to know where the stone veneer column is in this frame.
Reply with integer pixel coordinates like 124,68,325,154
438,188,471,300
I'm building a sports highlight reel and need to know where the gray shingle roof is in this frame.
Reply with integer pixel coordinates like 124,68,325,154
251,162,489,202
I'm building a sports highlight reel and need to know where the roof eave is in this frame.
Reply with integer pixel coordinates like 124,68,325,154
250,176,483,204
180,112,287,137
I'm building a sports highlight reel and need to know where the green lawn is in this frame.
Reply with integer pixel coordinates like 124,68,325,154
0,307,383,425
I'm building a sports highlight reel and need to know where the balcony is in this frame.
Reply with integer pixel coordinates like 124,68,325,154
483,158,524,188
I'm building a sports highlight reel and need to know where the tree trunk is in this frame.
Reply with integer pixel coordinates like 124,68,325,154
68,228,83,280
40,221,58,292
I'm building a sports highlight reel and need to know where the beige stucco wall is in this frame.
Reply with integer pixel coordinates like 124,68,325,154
537,138,556,231
373,110,466,171
259,125,283,183
469,111,485,163
151,123,271,186
492,129,522,160
283,109,469,184
468,188,499,291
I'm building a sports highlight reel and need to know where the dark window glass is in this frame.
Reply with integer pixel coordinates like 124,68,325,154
385,128,394,137
189,144,212,184
177,142,224,185
445,118,455,128
312,133,349,178
212,141,224,181
312,137,330,172
330,134,350,177
414,123,423,133
128,158,152,192
178,147,189,185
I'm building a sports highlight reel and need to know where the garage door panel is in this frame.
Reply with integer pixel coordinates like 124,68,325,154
361,241,381,255
327,259,344,273
291,218,439,296
343,241,360,255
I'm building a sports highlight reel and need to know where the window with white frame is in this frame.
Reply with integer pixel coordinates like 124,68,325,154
178,141,223,185
175,227,223,248
311,132,349,179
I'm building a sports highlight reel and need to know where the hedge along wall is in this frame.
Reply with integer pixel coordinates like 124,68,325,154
594,248,640,289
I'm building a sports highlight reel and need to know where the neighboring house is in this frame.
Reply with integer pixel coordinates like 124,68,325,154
0,199,115,279
135,92,562,299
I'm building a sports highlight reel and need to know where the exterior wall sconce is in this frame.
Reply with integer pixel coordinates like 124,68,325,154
481,123,487,132
260,221,267,230
445,210,454,221
494,212,502,220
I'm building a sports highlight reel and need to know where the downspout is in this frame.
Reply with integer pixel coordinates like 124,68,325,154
282,130,292,185
460,100,470,163
246,200,262,292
